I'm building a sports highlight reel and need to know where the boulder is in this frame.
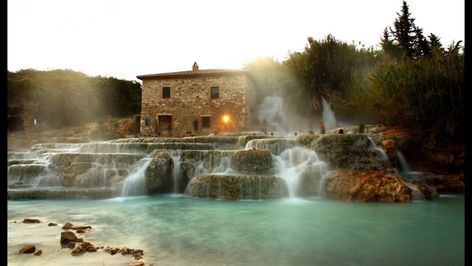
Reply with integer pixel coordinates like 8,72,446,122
19,245,36,254
313,134,385,170
186,174,288,200
231,150,273,175
144,151,173,193
34,250,43,256
62,222,73,230
60,231,78,245
23,218,41,223
322,169,413,202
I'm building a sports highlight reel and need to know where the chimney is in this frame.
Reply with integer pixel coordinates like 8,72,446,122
192,62,199,71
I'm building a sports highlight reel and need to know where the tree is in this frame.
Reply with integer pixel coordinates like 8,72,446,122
390,1,417,58
413,26,431,58
428,33,443,52
380,27,401,59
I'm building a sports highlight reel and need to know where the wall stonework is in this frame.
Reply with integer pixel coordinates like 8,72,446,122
139,72,257,137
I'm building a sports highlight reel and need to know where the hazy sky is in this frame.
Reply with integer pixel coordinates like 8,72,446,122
8,0,464,81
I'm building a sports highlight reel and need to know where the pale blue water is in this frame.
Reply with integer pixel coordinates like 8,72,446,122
8,195,464,266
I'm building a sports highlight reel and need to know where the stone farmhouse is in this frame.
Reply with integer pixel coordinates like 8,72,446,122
137,62,258,137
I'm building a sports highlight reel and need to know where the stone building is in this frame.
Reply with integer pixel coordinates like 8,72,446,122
137,62,258,137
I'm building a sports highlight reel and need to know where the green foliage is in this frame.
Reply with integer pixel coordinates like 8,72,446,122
7,69,141,128
343,43,464,139
284,34,377,114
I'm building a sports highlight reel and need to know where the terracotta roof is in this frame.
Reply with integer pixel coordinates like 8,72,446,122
137,69,251,80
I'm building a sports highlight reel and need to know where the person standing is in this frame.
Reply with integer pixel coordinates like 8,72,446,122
358,123,365,134
320,121,326,134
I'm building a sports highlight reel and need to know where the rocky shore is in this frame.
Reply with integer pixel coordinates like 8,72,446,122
9,218,148,266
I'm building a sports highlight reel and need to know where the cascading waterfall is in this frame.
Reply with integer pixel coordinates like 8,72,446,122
321,96,337,130
367,137,391,168
8,152,62,188
121,158,152,196
273,146,328,197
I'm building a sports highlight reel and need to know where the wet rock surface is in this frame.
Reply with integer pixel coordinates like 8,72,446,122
12,219,146,263
23,218,41,223
322,169,414,202
60,231,79,245
403,172,464,193
313,134,385,170
231,150,273,175
144,151,173,193
19,245,36,254
187,174,288,200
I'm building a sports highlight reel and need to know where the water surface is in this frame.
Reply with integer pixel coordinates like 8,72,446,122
8,195,464,266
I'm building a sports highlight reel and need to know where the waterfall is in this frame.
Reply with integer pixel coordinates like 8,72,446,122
121,158,152,196
395,151,422,179
367,137,391,168
321,96,337,130
171,151,182,193
396,152,411,172
273,146,328,197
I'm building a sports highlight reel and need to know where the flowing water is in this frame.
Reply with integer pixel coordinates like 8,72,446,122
8,195,464,266
321,96,337,130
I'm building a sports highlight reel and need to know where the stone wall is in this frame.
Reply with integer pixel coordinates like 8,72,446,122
140,73,257,137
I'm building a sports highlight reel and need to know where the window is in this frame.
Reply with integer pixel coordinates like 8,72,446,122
201,116,211,128
162,87,170,98
210,86,219,99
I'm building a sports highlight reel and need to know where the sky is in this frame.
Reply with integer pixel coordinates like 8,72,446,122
8,0,464,82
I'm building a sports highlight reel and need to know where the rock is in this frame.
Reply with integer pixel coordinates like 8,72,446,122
81,241,97,252
71,247,85,256
48,222,57,226
60,231,78,245
23,218,41,223
68,242,75,249
187,174,288,200
144,151,173,194
405,172,464,193
62,222,73,230
19,245,36,254
322,169,413,202
231,150,273,174
294,134,320,148
417,185,439,200
76,229,86,234
313,134,385,170
381,139,398,162
34,250,43,256
72,225,92,230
